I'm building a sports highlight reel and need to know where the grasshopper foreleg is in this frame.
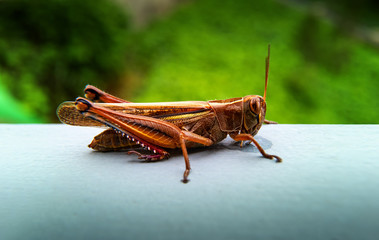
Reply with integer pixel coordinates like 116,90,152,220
231,133,282,162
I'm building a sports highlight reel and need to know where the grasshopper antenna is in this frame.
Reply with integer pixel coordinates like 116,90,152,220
264,44,270,101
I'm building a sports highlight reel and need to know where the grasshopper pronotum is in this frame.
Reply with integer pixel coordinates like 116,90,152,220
57,45,281,183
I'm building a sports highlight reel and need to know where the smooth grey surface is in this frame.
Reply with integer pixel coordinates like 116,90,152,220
0,124,378,240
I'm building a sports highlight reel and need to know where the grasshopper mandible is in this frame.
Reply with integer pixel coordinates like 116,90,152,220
57,45,281,183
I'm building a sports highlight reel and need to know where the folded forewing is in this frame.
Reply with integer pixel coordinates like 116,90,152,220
57,101,212,127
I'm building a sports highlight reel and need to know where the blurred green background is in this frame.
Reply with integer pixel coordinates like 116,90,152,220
0,0,378,123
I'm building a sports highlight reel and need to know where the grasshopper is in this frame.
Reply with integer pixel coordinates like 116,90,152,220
57,45,281,183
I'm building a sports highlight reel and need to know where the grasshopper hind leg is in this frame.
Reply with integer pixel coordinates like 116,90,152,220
76,97,213,183
88,129,170,161
84,85,131,103
127,149,170,161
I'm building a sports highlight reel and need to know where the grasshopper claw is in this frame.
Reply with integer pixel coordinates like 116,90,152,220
181,178,190,184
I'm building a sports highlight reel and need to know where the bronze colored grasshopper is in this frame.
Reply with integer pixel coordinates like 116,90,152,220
57,46,281,183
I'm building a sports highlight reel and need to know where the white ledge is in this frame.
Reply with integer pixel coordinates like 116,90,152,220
0,124,378,239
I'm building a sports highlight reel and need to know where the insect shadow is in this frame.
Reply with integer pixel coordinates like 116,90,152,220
125,136,273,164
87,136,273,164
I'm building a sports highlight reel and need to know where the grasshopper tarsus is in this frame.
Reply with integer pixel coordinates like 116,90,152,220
273,155,282,163
181,179,190,184
182,169,191,184
257,152,282,163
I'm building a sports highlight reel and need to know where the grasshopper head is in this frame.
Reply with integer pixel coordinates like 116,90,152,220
242,95,266,136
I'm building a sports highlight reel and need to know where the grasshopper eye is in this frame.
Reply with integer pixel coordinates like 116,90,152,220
249,98,261,115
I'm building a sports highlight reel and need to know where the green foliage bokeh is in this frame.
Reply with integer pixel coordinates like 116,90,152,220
0,0,378,123
128,0,379,123
0,0,130,122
